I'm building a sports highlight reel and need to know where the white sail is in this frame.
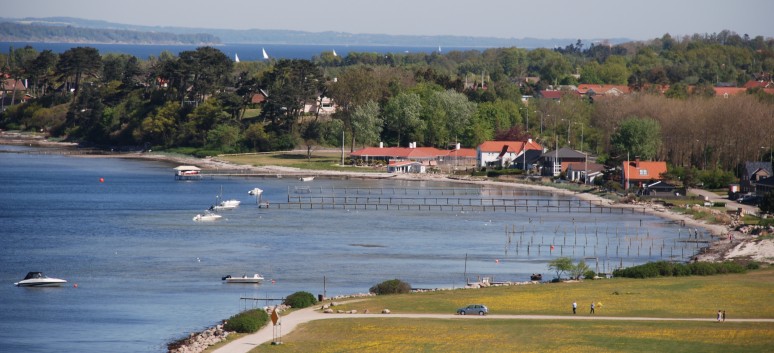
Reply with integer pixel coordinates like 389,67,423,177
438,46,442,53
332,49,337,57
262,48,269,60
235,53,240,62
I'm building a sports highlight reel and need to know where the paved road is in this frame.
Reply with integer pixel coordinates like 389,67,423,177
212,306,774,353
688,188,759,216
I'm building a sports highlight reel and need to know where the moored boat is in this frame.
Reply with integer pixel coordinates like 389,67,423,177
222,274,264,283
193,211,223,222
299,176,314,182
14,272,68,287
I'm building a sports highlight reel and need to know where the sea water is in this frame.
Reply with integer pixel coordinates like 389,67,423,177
0,146,701,352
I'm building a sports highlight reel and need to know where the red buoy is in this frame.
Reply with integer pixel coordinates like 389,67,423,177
99,178,104,183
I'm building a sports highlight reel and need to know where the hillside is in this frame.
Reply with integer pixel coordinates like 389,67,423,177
0,16,631,48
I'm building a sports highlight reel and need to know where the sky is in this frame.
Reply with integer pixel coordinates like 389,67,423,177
4,0,774,41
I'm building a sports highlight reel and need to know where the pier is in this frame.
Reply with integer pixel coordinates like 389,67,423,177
276,186,648,214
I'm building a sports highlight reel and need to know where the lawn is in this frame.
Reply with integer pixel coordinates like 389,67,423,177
219,150,382,173
250,319,774,353
247,269,774,352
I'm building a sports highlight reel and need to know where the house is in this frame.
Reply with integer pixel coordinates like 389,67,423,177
755,176,774,196
350,143,477,169
740,161,773,193
1,78,27,106
540,147,587,176
713,87,747,98
477,140,543,169
621,158,668,190
387,160,425,174
565,162,605,184
249,89,269,106
577,84,631,97
303,96,336,115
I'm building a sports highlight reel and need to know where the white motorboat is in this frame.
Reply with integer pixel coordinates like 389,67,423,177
222,274,264,283
299,176,314,182
14,272,68,287
211,186,240,210
193,211,223,222
211,199,240,210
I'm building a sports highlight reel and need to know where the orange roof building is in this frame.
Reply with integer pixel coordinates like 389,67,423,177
622,159,668,190
477,140,543,168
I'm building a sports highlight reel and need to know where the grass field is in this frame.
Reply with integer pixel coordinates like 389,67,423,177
219,150,381,173
250,319,774,353
246,269,774,352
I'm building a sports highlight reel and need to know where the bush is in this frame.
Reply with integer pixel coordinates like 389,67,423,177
283,291,317,308
369,279,411,295
614,261,748,278
223,309,269,333
583,270,596,279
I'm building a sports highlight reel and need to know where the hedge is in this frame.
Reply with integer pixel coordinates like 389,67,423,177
223,309,269,333
613,261,747,278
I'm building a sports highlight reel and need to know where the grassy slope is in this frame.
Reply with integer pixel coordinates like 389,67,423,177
248,269,774,352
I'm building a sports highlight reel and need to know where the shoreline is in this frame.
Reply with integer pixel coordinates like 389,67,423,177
2,137,762,263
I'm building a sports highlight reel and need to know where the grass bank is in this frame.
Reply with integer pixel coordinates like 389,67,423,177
248,269,773,352
218,150,380,173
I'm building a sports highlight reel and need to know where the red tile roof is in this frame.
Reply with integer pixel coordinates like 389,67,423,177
351,146,479,160
742,80,772,89
713,87,747,96
622,160,667,181
478,140,543,154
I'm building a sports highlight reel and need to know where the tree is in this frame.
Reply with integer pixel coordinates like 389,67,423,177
56,47,103,99
383,92,423,147
261,59,324,133
176,47,232,105
369,279,411,295
548,257,574,280
611,117,662,160
570,259,590,280
350,100,382,149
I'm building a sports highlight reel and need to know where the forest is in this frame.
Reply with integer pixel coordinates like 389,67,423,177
1,30,773,183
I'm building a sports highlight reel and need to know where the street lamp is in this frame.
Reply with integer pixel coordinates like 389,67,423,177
519,107,531,132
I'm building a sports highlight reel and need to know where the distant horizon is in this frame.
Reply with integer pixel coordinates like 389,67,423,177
4,0,774,41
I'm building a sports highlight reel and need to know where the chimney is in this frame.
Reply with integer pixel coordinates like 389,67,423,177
635,157,640,168
455,143,461,150
379,142,383,148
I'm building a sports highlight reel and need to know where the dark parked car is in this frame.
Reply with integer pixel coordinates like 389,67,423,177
457,304,488,315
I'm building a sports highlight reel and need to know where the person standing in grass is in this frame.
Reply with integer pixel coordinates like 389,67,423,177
572,301,577,314
590,302,595,314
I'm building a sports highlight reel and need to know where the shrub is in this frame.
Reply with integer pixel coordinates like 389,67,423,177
283,291,317,308
583,270,596,279
223,309,269,333
369,279,411,295
747,261,761,270
613,261,748,278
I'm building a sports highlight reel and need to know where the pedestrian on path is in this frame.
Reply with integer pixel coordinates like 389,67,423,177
717,310,722,322
722,310,726,322
590,302,595,314
572,301,577,314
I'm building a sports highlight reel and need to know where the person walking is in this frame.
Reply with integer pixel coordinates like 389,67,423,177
572,301,577,314
590,302,595,314
717,310,722,322
722,310,726,322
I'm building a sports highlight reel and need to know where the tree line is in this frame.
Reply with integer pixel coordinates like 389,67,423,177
1,30,773,179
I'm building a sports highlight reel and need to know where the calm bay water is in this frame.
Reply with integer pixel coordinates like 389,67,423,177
0,42,475,61
0,146,701,352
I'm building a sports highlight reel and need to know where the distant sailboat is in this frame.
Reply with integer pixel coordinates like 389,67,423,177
438,45,442,53
262,48,269,60
332,49,337,57
235,53,240,62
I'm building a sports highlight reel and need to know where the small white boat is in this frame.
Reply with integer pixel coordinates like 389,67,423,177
15,272,67,287
212,199,240,210
193,211,223,222
299,176,314,182
222,274,264,283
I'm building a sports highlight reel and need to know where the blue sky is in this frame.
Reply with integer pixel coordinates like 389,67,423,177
5,0,773,40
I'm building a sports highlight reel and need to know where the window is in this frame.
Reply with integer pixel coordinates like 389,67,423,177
639,169,648,176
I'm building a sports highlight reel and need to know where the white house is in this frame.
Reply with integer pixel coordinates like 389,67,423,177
476,140,543,169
